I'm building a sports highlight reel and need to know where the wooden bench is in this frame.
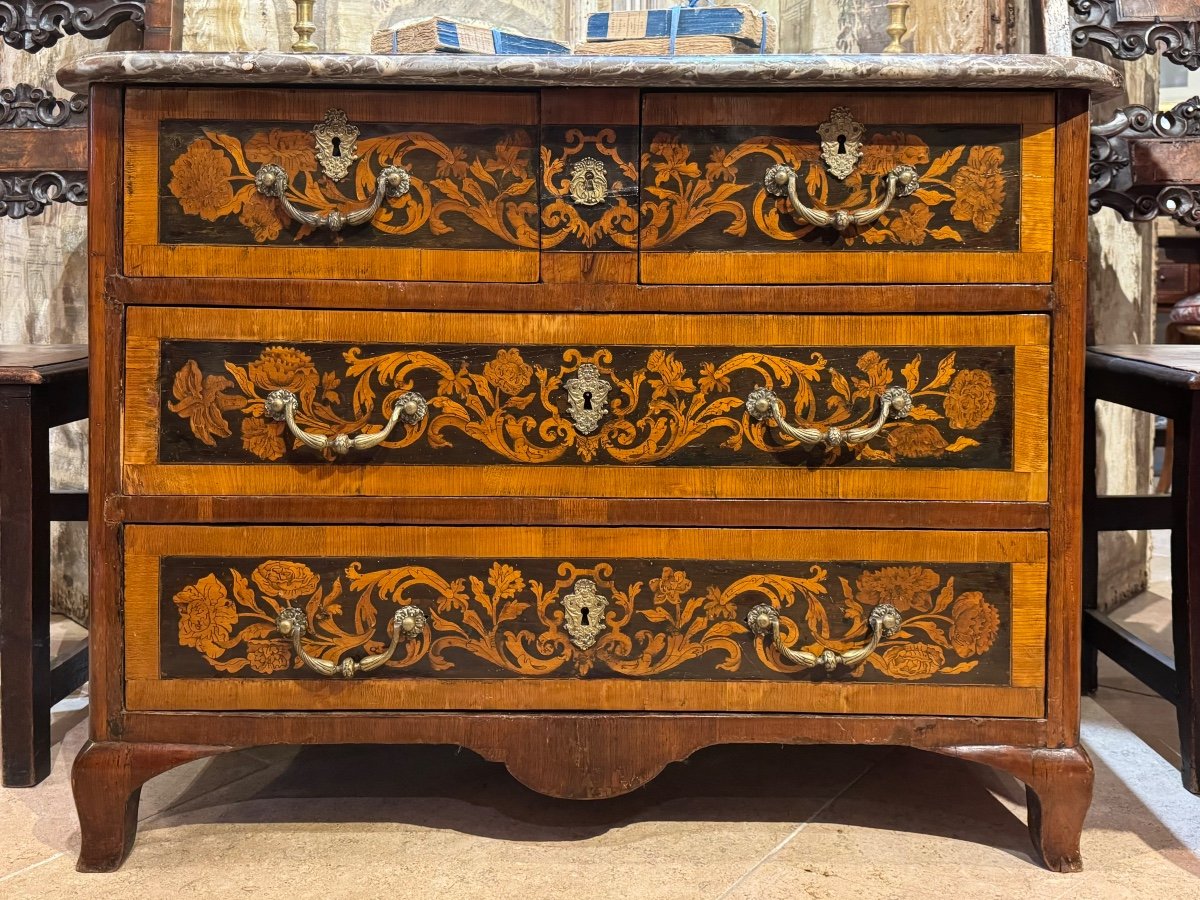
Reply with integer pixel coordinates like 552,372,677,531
0,346,89,787
1084,345,1200,794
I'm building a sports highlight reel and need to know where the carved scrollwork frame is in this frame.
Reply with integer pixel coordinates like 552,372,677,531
0,83,88,218
0,0,146,52
1070,0,1200,68
1089,96,1200,226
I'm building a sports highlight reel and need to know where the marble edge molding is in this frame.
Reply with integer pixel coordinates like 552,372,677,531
57,51,1124,99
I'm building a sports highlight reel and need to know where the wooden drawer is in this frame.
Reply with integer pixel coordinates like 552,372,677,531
639,91,1055,285
123,88,540,282
124,525,1046,716
124,307,1050,502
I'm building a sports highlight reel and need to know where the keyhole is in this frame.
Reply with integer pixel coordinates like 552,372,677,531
837,134,847,155
331,136,342,158
580,606,590,626
582,390,593,411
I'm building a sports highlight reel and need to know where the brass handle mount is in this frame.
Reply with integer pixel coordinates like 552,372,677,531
746,385,912,448
265,389,427,456
254,163,410,233
746,602,902,671
277,606,426,678
763,163,919,232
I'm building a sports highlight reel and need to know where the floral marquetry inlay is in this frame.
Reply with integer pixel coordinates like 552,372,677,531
160,122,538,248
161,341,1010,469
161,555,1010,684
639,125,1019,250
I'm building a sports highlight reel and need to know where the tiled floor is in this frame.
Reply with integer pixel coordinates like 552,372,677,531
1,537,1197,898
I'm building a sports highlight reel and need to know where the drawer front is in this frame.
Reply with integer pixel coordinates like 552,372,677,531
639,92,1055,285
125,525,1046,716
125,307,1049,502
124,88,540,281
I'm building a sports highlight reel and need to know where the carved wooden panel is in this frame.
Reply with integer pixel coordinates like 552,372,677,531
122,307,1052,503
1090,96,1200,226
1071,0,1200,68
124,525,1047,716
0,83,87,219
0,0,144,52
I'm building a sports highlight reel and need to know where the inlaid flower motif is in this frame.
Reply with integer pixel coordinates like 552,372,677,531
246,639,292,674
168,139,235,222
168,360,246,447
856,566,941,613
888,423,948,459
651,567,692,606
173,574,239,658
488,562,525,600
241,415,286,461
703,585,736,620
705,147,738,182
244,129,317,179
944,369,997,430
650,133,701,185
237,191,289,243
483,348,532,395
951,146,1006,233
484,133,531,180
698,361,730,394
949,591,1001,657
888,202,933,246
247,346,320,398
860,132,930,176
877,643,944,680
647,350,695,397
251,561,320,600
436,146,470,179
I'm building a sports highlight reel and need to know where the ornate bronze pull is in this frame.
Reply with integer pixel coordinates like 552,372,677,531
746,385,912,448
277,606,426,678
763,163,919,232
746,603,902,671
265,389,427,456
254,163,410,233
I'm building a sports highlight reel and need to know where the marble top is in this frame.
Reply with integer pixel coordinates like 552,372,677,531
57,51,1123,98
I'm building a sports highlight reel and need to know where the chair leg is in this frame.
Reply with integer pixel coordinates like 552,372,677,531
1175,400,1200,793
1082,393,1100,695
0,391,52,787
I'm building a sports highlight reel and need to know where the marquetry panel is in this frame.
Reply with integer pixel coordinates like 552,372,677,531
639,91,1055,284
123,307,1050,502
122,88,540,281
124,525,1046,716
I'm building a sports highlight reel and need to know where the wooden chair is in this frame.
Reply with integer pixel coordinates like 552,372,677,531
0,0,182,788
1075,0,1200,793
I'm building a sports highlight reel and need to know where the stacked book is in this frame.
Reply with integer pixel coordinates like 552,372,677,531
372,16,570,55
575,4,778,56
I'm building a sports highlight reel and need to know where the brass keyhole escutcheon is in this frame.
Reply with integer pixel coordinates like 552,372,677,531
562,578,608,650
569,157,607,206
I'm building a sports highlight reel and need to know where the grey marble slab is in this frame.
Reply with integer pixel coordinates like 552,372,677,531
58,51,1122,99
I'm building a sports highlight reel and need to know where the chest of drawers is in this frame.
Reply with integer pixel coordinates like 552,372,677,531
59,51,1121,873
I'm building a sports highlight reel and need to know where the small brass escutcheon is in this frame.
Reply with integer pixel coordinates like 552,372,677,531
313,108,360,182
569,157,608,206
817,107,864,181
562,578,609,650
564,364,611,435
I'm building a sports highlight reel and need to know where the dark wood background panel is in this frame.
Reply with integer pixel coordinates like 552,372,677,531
157,120,539,250
638,124,1023,252
154,339,1016,471
155,553,1015,687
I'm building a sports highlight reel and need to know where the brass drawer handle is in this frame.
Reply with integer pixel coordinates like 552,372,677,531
746,385,912,447
277,606,426,678
763,163,919,232
746,603,902,671
265,389,427,456
254,163,410,233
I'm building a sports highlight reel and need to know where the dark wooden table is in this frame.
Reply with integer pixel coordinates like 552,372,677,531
1084,345,1200,793
0,345,89,787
